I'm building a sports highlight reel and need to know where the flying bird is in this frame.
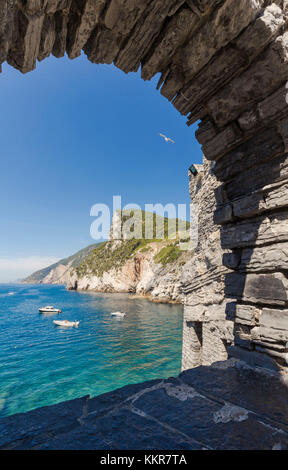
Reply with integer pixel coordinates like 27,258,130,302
159,133,175,144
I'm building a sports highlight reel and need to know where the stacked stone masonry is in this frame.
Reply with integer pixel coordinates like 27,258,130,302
1,0,288,373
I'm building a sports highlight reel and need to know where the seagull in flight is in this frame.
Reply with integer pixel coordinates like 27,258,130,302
159,133,175,144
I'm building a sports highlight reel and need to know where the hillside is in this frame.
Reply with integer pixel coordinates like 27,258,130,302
67,210,192,303
69,237,191,303
23,210,193,303
22,244,100,284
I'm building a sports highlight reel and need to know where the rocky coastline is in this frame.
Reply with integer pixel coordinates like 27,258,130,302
23,212,193,305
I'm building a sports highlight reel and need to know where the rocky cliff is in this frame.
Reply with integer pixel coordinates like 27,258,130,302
23,212,193,303
68,211,192,303
67,240,187,303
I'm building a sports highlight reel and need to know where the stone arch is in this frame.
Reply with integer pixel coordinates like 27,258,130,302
1,0,288,373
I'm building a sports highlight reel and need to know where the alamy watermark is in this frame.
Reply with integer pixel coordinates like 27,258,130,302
90,196,199,251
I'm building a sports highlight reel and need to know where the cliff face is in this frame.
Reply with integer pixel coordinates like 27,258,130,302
68,238,191,304
23,213,192,303
67,210,192,302
35,261,73,285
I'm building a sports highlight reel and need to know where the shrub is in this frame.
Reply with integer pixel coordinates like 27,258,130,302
154,243,182,266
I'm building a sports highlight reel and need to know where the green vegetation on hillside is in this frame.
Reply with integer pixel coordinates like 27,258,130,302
23,211,192,282
23,211,192,284
75,239,152,278
75,211,191,279
119,210,190,240
153,243,182,266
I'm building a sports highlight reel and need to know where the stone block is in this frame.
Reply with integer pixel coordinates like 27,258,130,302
227,346,280,371
260,308,288,331
221,211,288,249
225,272,288,306
0,396,89,449
239,243,288,273
207,32,288,127
235,304,260,326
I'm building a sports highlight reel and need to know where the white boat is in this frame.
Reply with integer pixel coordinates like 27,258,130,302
53,320,79,327
111,311,126,318
39,306,62,314
8,292,15,296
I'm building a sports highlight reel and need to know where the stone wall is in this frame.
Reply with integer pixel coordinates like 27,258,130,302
181,2,288,374
1,1,288,373
182,160,234,370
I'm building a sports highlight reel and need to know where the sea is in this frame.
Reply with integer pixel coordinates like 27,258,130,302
0,284,183,418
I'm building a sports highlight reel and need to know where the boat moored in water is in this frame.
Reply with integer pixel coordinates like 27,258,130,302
53,320,79,327
39,306,62,314
111,311,126,318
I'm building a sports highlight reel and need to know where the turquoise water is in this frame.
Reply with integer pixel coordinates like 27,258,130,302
0,284,183,418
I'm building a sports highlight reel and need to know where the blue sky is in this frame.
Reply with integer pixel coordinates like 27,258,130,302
0,53,202,282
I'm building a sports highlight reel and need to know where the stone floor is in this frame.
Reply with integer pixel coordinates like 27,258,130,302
1,359,288,450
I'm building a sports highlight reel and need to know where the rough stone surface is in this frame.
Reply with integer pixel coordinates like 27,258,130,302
1,359,288,450
67,244,186,304
65,213,192,303
181,159,234,370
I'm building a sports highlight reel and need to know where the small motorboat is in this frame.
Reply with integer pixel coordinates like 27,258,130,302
111,311,126,318
8,292,15,296
39,306,62,314
53,320,79,327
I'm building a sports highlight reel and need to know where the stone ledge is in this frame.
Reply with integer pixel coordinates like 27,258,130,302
1,360,288,450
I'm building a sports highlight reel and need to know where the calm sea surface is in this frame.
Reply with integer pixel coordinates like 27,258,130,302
0,284,183,418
